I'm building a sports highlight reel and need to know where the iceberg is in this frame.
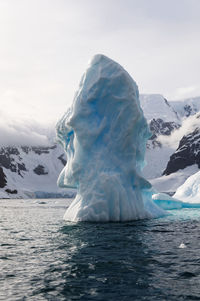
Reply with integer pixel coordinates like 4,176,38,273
56,54,165,222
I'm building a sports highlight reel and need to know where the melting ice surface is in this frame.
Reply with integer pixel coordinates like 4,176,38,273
56,54,173,221
56,54,166,221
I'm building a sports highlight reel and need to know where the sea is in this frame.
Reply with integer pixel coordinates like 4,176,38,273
1,198,200,301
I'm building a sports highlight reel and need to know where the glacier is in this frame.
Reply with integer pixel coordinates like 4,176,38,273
56,54,166,222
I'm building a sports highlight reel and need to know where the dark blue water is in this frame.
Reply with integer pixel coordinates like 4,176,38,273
1,199,200,301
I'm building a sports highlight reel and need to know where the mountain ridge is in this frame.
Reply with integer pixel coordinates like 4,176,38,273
1,93,200,198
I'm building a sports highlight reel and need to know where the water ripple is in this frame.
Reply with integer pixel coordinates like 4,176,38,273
1,199,200,300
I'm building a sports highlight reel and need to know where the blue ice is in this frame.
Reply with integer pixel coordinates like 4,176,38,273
56,54,166,222
152,193,200,210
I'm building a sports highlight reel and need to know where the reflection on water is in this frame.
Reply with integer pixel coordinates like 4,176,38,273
57,222,153,300
1,199,200,300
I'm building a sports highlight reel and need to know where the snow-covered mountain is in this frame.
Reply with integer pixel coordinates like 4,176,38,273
0,144,74,198
163,123,200,176
140,94,181,179
1,93,200,198
169,97,200,118
140,94,180,122
141,95,200,194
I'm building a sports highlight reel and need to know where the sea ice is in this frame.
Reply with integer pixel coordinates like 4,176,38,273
152,192,200,210
56,54,165,221
152,193,183,210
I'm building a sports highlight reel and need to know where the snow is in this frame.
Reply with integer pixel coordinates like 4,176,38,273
0,145,73,199
140,94,179,123
170,97,200,118
138,94,181,179
143,144,174,179
152,193,184,210
174,170,200,203
57,54,165,222
152,191,200,210
158,113,200,152
150,164,199,194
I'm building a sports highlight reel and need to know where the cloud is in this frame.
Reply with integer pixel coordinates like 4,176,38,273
0,110,56,147
173,86,200,100
158,113,200,149
0,0,200,125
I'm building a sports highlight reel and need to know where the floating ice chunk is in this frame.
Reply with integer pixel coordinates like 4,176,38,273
152,193,183,210
179,243,186,249
153,192,200,210
56,54,165,222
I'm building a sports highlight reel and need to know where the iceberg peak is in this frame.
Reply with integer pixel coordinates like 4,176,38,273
56,54,164,222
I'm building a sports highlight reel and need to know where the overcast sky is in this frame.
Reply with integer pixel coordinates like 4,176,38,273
1,0,200,126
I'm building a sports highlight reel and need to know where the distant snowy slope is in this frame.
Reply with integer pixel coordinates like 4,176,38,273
0,144,74,198
140,94,179,122
150,165,199,194
1,93,200,199
169,97,200,118
143,145,174,179
140,94,180,179
141,94,200,181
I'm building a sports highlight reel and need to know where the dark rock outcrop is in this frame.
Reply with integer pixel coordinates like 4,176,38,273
32,145,56,155
149,118,180,139
22,145,56,155
184,104,193,117
58,154,66,166
163,127,200,175
0,167,7,188
147,118,180,149
0,147,27,176
5,189,17,194
33,165,48,175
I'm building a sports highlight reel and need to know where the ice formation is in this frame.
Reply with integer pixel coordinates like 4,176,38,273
56,54,165,222
174,170,200,203
152,193,200,210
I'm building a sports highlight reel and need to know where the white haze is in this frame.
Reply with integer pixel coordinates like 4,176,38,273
158,113,200,149
0,111,56,147
0,0,200,123
2,103,200,148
